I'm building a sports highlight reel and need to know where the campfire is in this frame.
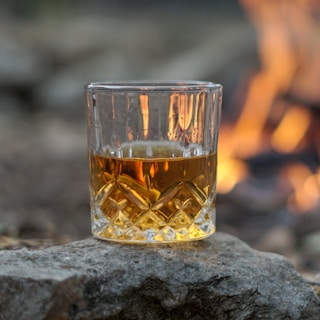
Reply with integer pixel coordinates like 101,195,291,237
217,0,320,216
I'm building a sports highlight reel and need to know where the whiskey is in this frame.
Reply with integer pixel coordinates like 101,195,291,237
89,142,217,242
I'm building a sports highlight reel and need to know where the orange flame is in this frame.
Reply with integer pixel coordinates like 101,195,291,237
217,125,249,193
233,0,299,159
217,0,320,209
139,94,149,139
271,105,311,153
282,163,320,213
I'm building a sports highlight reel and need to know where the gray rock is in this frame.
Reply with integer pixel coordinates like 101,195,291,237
0,232,319,320
0,43,46,87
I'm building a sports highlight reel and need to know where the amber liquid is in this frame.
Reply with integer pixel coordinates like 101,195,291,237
89,142,216,242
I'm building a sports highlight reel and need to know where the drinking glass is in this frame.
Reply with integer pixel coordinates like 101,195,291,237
84,81,222,242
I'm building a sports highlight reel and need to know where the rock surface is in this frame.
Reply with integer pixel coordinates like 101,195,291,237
0,232,319,320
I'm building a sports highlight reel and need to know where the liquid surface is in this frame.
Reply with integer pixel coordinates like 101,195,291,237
89,143,217,242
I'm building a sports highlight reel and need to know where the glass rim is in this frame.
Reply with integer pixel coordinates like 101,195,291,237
84,80,222,92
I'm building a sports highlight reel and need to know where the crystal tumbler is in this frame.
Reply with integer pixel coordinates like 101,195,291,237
85,81,222,242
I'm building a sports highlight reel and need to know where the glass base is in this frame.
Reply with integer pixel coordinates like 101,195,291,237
91,207,216,243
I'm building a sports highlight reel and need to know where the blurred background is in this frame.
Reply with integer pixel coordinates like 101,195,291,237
0,0,319,274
